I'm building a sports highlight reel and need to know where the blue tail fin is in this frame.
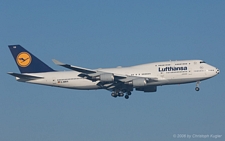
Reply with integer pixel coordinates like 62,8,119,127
8,45,54,73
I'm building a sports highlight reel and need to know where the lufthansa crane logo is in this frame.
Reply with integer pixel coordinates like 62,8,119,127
16,52,32,67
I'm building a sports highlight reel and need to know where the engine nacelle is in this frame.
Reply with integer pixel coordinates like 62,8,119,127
99,73,114,82
132,78,147,87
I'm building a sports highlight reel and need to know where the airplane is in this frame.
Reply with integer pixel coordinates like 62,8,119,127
8,45,220,99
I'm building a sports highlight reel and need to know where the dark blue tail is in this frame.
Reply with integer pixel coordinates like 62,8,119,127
8,45,54,73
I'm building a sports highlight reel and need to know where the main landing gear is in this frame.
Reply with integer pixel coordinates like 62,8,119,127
111,92,123,98
195,81,200,91
125,91,131,99
111,91,132,99
125,95,129,99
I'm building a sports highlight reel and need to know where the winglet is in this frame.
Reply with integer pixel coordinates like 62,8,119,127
52,59,64,66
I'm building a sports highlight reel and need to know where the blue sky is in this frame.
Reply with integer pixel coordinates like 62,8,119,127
1,1,224,141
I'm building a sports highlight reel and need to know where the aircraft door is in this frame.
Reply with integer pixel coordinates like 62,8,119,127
159,71,164,78
52,78,57,85
188,68,192,75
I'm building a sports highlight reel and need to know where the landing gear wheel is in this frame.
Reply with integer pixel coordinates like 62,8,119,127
119,93,124,97
195,81,200,91
111,93,117,98
127,91,131,95
195,87,200,91
125,95,129,99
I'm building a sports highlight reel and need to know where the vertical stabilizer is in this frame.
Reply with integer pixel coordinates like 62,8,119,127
8,45,54,73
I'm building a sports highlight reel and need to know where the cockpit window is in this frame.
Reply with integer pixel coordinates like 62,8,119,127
200,61,206,63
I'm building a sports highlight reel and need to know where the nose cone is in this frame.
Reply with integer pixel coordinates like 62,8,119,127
216,68,220,74
207,67,219,78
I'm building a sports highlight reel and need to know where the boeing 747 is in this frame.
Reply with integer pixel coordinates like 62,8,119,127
8,45,220,99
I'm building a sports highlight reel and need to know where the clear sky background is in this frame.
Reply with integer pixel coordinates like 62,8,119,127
1,1,224,141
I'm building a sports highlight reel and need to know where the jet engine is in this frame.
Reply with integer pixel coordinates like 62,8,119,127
99,73,114,82
132,78,147,87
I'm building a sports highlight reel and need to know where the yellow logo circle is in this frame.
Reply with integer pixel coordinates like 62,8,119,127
16,52,32,67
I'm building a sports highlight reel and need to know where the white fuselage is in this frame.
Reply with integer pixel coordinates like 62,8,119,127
16,60,219,90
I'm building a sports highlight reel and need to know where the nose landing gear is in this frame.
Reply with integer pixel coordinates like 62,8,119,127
195,87,200,91
195,81,200,91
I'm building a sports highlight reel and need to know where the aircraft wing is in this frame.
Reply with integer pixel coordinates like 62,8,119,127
52,59,158,91
53,59,127,79
52,59,95,74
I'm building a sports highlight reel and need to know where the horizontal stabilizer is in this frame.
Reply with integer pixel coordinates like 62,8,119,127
8,72,44,80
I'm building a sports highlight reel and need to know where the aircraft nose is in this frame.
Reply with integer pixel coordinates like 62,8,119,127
216,68,220,74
